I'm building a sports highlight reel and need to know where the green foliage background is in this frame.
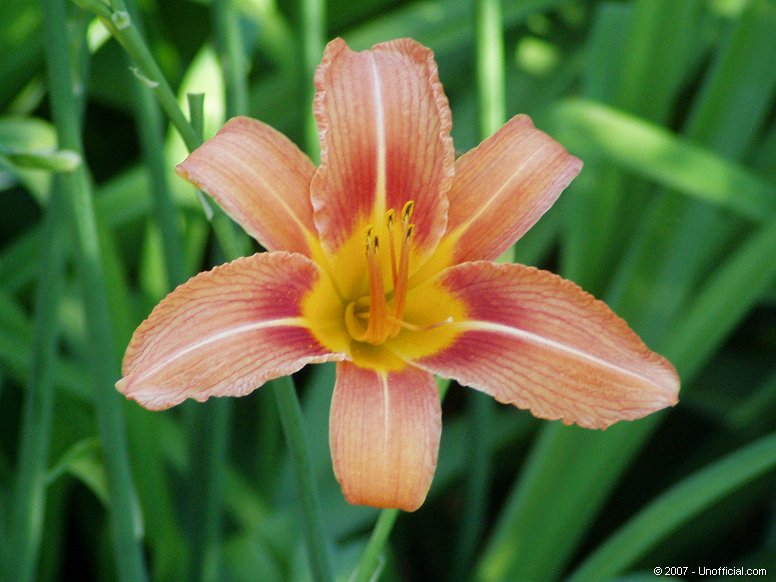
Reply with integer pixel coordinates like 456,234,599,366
1,0,775,580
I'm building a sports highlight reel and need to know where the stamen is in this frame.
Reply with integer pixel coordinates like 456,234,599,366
385,209,398,286
347,201,422,345
355,227,393,344
392,223,413,322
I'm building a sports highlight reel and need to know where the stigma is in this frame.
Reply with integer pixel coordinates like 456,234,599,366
344,201,415,345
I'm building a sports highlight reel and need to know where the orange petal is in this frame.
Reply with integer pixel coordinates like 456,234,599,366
408,262,679,429
446,115,582,263
117,252,344,410
177,117,317,256
329,362,441,511
311,38,454,259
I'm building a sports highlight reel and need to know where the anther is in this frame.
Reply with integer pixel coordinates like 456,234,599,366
401,200,415,223
385,209,395,230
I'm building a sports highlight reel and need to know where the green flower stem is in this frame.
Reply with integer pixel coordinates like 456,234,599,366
475,0,506,138
351,509,399,582
71,2,333,579
122,0,185,285
132,67,187,288
186,399,232,582
43,0,148,580
272,375,334,582
74,0,260,262
72,0,201,151
213,0,249,119
109,6,229,579
299,0,325,161
72,0,251,262
188,93,206,137
183,2,250,578
9,186,69,582
127,14,228,579
452,2,505,579
287,2,334,575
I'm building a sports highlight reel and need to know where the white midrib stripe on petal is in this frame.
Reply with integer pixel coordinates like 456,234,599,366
450,320,658,387
134,317,308,383
369,54,387,222
452,144,547,238
225,147,313,238
378,371,391,445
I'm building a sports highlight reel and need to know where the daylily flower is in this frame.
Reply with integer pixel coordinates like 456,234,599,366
117,38,679,511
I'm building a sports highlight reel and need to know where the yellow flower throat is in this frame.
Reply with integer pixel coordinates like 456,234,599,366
303,199,466,371
344,201,416,345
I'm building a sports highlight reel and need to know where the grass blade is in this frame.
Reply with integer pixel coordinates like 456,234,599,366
553,99,776,223
568,431,776,580
452,2,505,578
273,375,334,582
8,186,69,582
42,0,148,579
